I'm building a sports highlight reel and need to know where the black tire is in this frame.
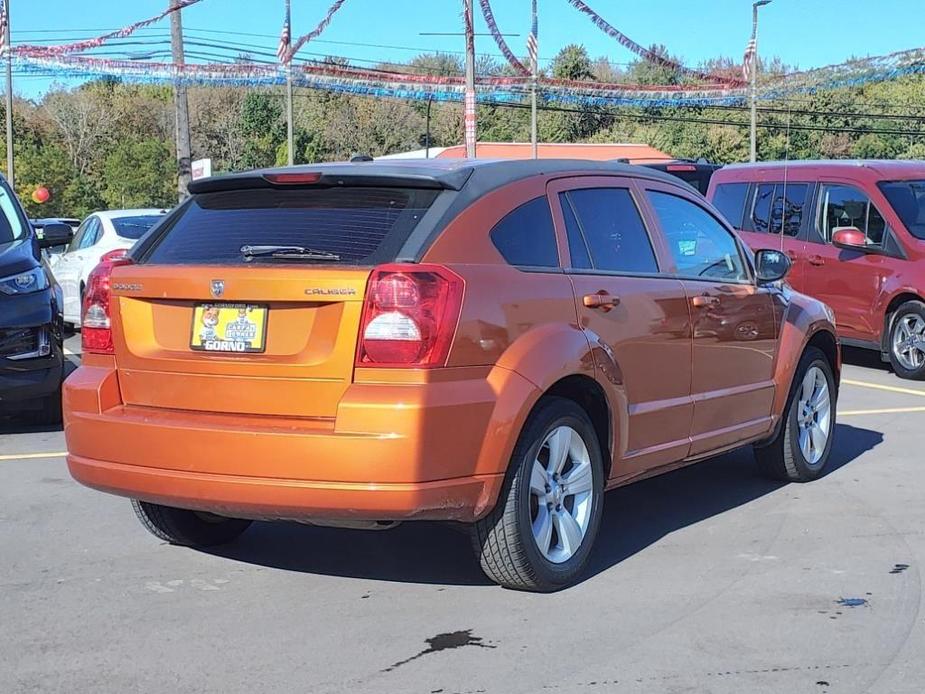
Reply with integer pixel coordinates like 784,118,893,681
131,500,252,547
887,300,925,380
471,397,605,592
755,347,836,482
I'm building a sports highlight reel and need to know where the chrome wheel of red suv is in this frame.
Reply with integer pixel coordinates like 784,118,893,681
889,301,925,380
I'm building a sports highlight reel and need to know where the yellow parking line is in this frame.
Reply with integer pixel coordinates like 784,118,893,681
0,452,67,461
840,406,925,417
842,378,925,398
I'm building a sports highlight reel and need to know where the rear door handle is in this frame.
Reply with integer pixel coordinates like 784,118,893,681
583,291,620,311
691,295,720,308
808,254,825,266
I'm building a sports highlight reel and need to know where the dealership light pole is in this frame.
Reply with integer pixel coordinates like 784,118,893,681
749,0,772,163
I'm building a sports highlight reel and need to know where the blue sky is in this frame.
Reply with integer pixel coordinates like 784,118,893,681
10,0,925,98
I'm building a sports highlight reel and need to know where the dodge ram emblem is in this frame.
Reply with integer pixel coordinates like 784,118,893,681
211,280,225,298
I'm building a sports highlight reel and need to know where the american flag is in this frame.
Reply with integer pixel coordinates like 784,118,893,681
742,38,757,81
527,0,538,74
0,0,8,55
277,0,291,64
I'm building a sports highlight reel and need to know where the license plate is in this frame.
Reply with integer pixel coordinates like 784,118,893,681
190,303,268,353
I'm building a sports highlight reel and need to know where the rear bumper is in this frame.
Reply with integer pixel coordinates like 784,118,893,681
67,454,500,522
64,362,537,522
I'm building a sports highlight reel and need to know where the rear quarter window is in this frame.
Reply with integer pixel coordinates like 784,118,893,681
710,183,749,228
143,186,440,265
489,197,559,269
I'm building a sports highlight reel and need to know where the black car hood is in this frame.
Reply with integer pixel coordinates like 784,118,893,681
0,237,40,278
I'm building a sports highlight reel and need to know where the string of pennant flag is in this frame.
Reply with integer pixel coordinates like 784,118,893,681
5,0,925,107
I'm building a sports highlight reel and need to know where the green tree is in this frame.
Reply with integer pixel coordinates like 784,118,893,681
15,142,78,218
852,133,899,159
626,45,682,86
239,92,284,168
551,45,594,81
102,138,175,209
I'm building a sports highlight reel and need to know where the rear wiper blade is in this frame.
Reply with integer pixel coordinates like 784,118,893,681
240,245,341,261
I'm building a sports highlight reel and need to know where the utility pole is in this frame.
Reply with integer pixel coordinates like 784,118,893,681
749,0,772,163
463,0,476,158
529,0,538,159
170,0,191,200
425,96,432,158
4,0,14,190
284,0,294,166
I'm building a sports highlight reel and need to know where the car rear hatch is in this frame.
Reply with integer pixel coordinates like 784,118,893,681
109,173,452,418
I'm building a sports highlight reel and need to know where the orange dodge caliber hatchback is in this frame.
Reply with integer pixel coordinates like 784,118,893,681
64,160,840,591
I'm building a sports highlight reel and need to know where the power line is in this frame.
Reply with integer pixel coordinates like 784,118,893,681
696,102,925,124
481,99,925,137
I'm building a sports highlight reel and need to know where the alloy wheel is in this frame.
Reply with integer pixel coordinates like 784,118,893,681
796,365,832,466
529,426,595,564
892,314,925,371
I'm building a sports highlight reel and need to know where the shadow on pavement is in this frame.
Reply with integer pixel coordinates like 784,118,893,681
583,422,882,583
0,418,63,435
206,423,883,588
842,345,892,373
209,519,492,586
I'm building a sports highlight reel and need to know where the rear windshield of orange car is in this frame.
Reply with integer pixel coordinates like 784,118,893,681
142,186,441,265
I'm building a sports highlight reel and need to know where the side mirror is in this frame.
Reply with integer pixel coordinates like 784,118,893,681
831,226,867,251
755,248,791,284
37,223,74,249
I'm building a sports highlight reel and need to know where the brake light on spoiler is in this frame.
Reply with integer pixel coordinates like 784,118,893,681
356,264,464,368
264,172,323,185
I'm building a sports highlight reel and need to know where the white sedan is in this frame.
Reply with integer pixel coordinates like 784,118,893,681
50,209,168,326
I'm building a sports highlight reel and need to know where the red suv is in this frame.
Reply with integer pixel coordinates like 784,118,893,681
708,160,925,379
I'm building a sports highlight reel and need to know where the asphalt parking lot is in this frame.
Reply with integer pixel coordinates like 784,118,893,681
1,337,923,694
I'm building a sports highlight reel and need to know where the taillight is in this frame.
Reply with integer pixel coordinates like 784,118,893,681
81,250,133,355
356,264,464,368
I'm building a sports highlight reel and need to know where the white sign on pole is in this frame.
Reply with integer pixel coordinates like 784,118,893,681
191,158,212,180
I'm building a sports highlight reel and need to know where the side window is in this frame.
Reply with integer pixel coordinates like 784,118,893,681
817,184,886,246
749,183,808,237
711,183,749,228
79,218,100,250
562,188,658,274
646,190,749,282
772,183,809,237
67,220,88,253
489,197,559,269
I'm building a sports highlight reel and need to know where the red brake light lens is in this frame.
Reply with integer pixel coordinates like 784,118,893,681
81,253,133,355
666,164,697,172
356,264,464,368
264,172,322,185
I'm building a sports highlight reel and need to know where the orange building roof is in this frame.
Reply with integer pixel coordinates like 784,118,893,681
433,142,671,163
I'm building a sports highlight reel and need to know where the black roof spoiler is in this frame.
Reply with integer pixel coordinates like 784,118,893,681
188,168,474,194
